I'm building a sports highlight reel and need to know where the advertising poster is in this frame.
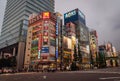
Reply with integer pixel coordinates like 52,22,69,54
38,34,42,58
63,36,72,51
49,46,55,55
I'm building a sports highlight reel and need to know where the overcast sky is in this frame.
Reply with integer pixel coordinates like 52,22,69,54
0,0,120,50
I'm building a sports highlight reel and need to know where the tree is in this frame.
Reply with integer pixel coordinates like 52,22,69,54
73,45,77,62
9,56,16,67
70,61,78,71
0,56,16,69
78,44,82,64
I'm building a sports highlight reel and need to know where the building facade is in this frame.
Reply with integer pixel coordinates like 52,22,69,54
64,8,90,69
0,0,54,70
89,29,98,67
105,42,119,67
99,43,119,68
24,12,58,70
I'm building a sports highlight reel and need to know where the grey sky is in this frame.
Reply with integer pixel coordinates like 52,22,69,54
0,0,120,50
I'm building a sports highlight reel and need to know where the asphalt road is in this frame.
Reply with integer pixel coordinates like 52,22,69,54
0,71,120,81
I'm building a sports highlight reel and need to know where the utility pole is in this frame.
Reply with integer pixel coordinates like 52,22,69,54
60,20,63,71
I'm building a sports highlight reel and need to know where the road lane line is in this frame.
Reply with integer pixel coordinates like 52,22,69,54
99,77,120,80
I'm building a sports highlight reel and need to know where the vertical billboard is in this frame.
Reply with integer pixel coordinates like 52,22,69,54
63,36,72,51
49,46,55,56
38,34,42,59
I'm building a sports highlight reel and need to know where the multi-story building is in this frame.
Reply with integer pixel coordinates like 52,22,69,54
64,8,90,69
99,43,119,68
105,42,119,67
0,0,54,70
24,12,58,70
98,45,106,68
89,29,98,67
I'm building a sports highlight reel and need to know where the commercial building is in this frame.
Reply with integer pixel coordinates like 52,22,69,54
99,42,119,68
0,0,54,70
105,42,119,67
24,12,61,70
89,29,98,67
64,8,90,69
98,45,106,68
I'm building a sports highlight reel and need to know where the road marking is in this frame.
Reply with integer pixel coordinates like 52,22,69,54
99,77,120,80
43,76,47,79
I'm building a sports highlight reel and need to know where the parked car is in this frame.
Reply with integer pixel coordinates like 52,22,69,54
48,68,56,72
3,68,13,73
0,69,2,74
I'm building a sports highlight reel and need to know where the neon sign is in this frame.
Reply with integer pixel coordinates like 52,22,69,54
43,12,50,19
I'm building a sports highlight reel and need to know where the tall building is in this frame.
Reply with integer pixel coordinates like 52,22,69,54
24,12,62,70
89,29,98,67
0,0,54,70
64,8,90,69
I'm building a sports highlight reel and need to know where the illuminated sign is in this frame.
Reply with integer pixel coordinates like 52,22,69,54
38,50,41,59
43,12,50,19
56,22,58,35
41,47,49,53
65,10,76,18
29,14,42,25
38,34,42,50
64,8,86,25
55,50,58,58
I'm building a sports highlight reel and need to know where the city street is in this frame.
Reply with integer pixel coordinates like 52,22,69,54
0,71,120,81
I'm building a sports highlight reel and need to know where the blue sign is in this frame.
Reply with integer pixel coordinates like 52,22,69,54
56,22,58,35
64,8,86,25
55,50,58,59
41,47,49,53
64,10,76,18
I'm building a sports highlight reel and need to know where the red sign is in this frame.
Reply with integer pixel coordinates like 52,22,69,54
38,34,42,50
43,12,50,19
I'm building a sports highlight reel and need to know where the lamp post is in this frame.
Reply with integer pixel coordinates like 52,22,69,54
60,20,63,71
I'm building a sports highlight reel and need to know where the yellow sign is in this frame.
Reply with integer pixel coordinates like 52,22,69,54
43,12,50,19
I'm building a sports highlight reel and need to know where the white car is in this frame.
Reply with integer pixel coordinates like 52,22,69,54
3,68,12,73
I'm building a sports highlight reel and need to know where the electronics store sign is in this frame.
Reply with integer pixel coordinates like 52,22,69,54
65,10,76,18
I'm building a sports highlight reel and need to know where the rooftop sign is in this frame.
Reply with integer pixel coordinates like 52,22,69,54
64,10,76,18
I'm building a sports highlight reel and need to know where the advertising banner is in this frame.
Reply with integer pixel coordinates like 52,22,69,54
32,38,38,47
41,47,49,53
38,34,42,50
38,34,42,58
63,36,72,51
55,50,58,59
49,46,55,55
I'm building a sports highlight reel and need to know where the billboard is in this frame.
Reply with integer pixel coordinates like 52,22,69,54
50,39,56,46
32,38,38,47
63,36,72,51
64,8,86,25
49,46,55,55
41,47,49,53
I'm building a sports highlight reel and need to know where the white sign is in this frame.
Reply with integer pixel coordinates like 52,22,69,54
65,10,76,18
